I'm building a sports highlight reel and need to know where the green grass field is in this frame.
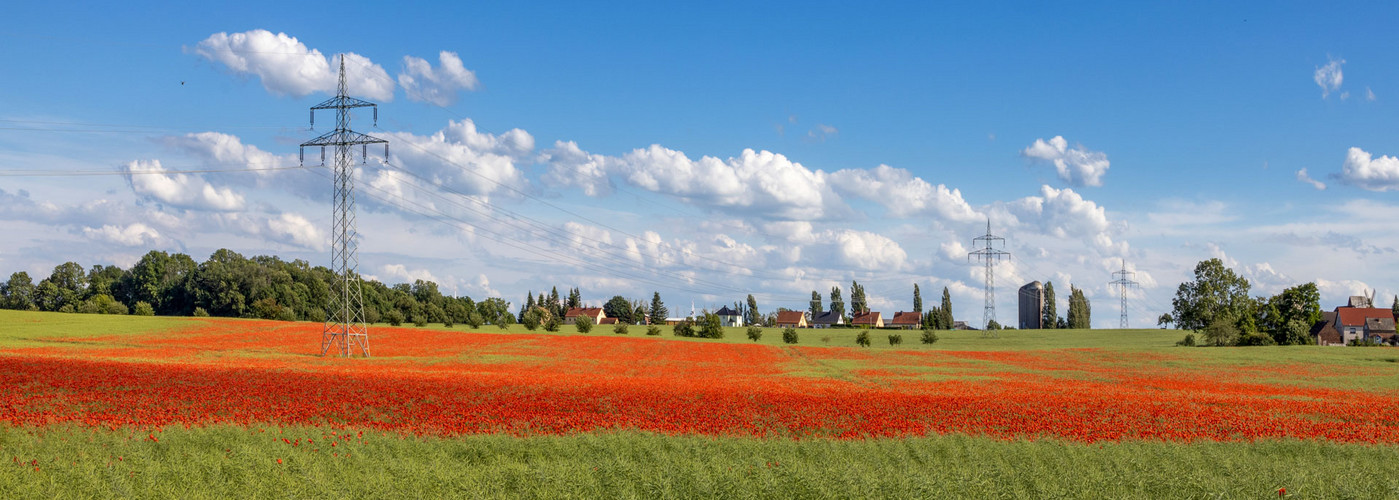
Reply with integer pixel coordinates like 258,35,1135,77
2,310,1397,498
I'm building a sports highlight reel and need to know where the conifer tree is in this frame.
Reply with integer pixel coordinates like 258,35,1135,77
913,283,922,313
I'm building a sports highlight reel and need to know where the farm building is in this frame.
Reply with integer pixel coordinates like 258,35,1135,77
1334,307,1396,345
810,311,844,328
563,307,605,325
889,311,921,329
1018,281,1044,329
775,311,808,328
1311,311,1342,346
851,311,884,328
715,306,744,327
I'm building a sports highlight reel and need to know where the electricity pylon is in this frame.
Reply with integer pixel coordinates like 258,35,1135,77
968,219,1010,337
300,55,388,357
1109,259,1140,329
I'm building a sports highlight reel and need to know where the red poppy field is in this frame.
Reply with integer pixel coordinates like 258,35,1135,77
4,311,1399,497
3,312,1398,443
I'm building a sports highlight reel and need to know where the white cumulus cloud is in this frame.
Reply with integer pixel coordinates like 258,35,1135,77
1338,147,1399,191
398,51,480,106
192,29,394,101
829,165,981,221
82,223,164,247
1022,136,1110,187
383,119,535,199
124,159,245,211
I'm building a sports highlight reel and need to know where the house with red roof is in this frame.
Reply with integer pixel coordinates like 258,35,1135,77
775,311,808,328
1333,307,1397,345
850,311,884,328
889,311,922,329
563,307,605,325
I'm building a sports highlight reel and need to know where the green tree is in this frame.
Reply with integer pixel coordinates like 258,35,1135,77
830,286,845,320
809,291,823,317
746,326,763,342
855,331,871,347
132,301,155,316
604,295,633,324
1042,281,1057,330
1,272,36,310
521,291,536,322
940,287,954,330
850,280,867,315
1393,295,1399,319
1259,283,1322,342
566,288,581,312
1067,285,1091,329
1158,313,1173,329
1171,258,1253,332
913,283,922,313
575,314,594,333
1201,316,1240,346
633,302,648,325
699,313,724,339
548,287,562,318
649,292,667,325
746,294,760,326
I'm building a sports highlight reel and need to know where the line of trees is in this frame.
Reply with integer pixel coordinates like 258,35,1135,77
1169,258,1322,346
0,249,520,328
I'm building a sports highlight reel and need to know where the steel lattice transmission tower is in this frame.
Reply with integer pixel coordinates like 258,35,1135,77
300,55,388,357
1108,259,1140,329
967,220,1010,336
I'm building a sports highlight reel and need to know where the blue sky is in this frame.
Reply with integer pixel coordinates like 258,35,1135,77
2,2,1397,326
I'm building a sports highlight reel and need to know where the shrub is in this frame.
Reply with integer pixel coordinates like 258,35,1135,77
364,307,381,325
1202,318,1240,346
1236,331,1275,346
673,319,694,337
887,333,903,346
412,314,428,327
77,300,100,315
464,311,484,329
920,328,939,345
306,307,325,323
58,304,75,314
522,309,541,331
385,309,405,327
856,331,871,347
192,307,210,317
277,308,298,322
1176,333,1196,347
699,313,724,339
646,325,661,336
442,315,454,328
821,335,832,344
746,326,763,342
613,323,630,335
544,316,561,332
133,301,154,317
782,327,798,344
251,297,281,320
576,315,594,333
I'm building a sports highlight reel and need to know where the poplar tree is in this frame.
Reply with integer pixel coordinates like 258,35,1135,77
830,286,846,320
1043,281,1058,329
810,291,823,316
940,287,954,329
913,283,923,313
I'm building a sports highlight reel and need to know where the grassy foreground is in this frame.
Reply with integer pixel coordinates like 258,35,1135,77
2,425,1396,499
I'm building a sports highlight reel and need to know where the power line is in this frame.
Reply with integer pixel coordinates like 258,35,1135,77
1109,259,1142,329
0,165,304,177
968,219,1010,334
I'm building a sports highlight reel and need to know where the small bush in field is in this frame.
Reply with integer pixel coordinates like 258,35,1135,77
887,333,903,346
646,325,661,336
746,326,763,342
575,315,594,333
782,327,798,344
920,328,939,344
544,316,561,332
856,331,871,347
192,307,210,317
614,323,629,335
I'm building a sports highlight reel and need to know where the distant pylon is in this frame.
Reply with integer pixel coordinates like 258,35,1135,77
1109,259,1140,329
968,219,1010,336
300,55,388,358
